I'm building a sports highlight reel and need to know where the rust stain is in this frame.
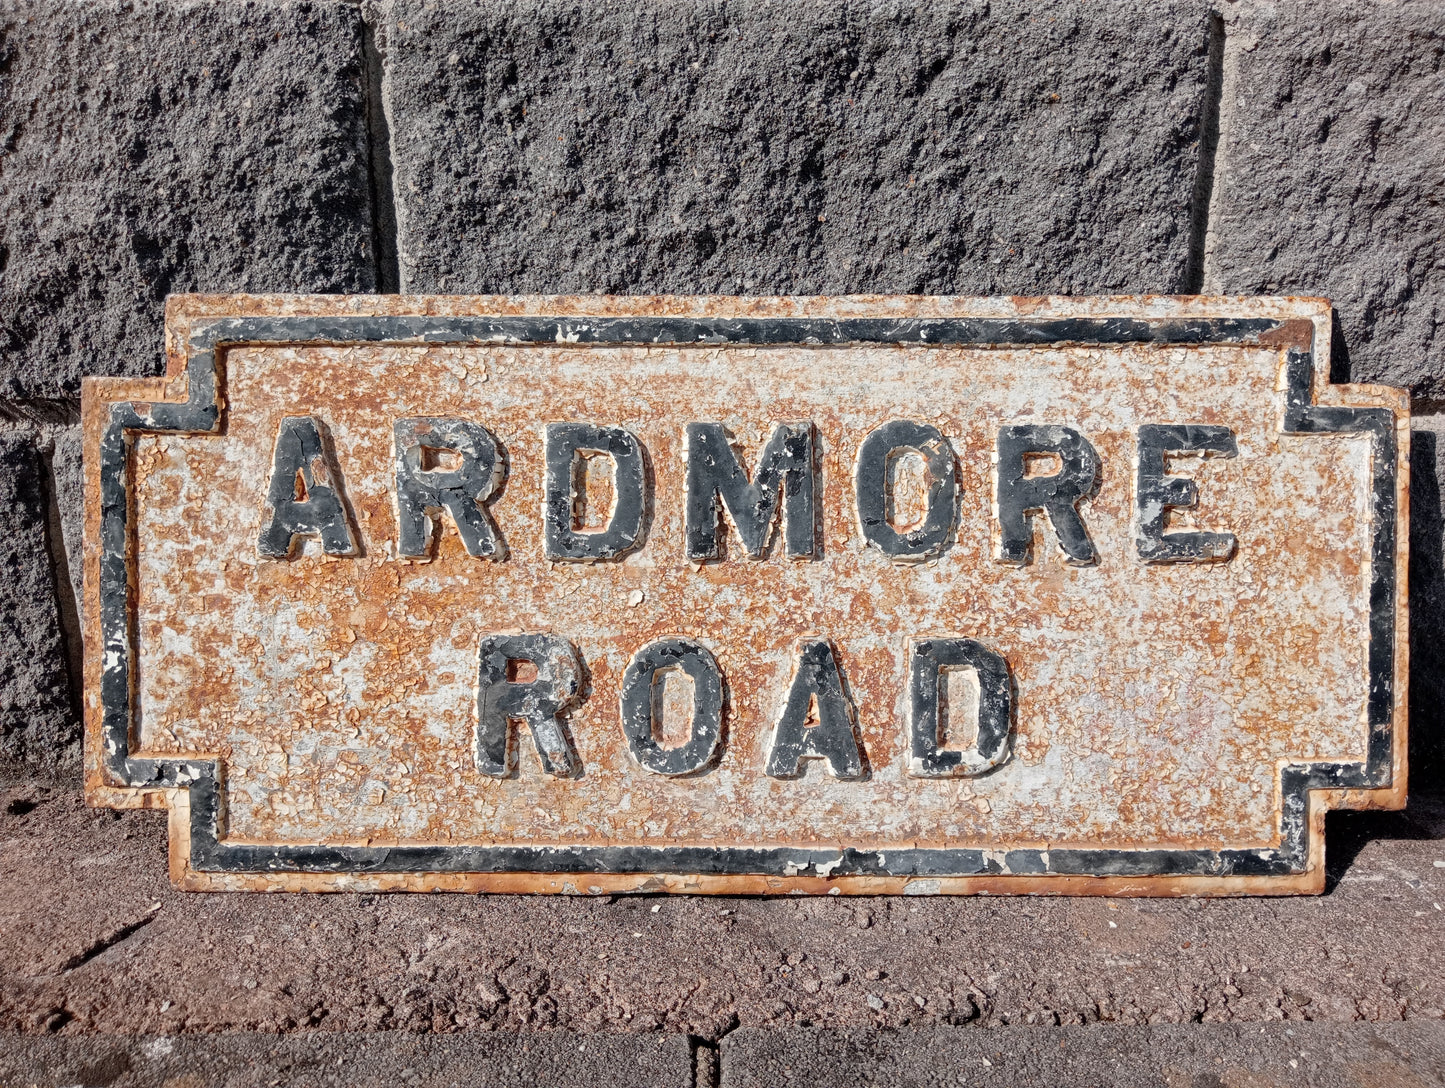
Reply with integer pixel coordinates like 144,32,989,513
1258,318,1317,350
81,295,1407,894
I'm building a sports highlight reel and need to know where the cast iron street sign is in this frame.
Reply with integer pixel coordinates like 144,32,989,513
82,296,1408,894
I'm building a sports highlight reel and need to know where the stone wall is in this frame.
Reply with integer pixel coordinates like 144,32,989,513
0,0,1442,1076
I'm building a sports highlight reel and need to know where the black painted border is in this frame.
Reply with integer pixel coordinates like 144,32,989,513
95,312,1399,881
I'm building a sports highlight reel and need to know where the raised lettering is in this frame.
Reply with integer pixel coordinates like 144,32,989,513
907,638,1013,777
619,637,726,776
475,633,583,777
544,423,648,561
1136,424,1238,563
765,639,866,780
257,415,357,559
394,416,506,560
995,424,1099,565
855,420,959,561
684,422,816,560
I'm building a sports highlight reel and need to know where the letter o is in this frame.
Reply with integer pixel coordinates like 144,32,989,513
855,420,959,561
618,638,725,776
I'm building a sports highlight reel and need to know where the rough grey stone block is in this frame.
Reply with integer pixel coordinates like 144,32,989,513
0,0,377,399
0,1031,695,1088
0,428,76,773
44,425,84,614
1209,0,1445,395
381,0,1213,296
719,1023,1445,1088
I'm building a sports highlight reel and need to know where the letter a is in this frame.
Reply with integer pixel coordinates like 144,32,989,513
258,416,357,559
765,639,866,779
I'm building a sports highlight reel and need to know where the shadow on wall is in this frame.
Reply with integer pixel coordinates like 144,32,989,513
1325,422,1445,887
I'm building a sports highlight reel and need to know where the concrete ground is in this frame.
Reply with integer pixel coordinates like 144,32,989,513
2,770,1442,1055
0,1031,695,1088
1,1023,1443,1087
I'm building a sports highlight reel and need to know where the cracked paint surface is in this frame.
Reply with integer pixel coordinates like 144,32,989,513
81,295,1408,893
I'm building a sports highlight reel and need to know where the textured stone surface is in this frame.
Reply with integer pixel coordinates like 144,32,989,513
0,1031,694,1088
381,0,1213,296
44,425,83,613
720,1023,1445,1087
1,779,1441,1037
0,0,377,399
0,430,76,772
1209,0,1445,395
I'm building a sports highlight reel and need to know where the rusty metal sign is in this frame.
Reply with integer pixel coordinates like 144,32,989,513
81,296,1408,895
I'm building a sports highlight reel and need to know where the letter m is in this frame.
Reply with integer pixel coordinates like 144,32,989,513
684,423,816,560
